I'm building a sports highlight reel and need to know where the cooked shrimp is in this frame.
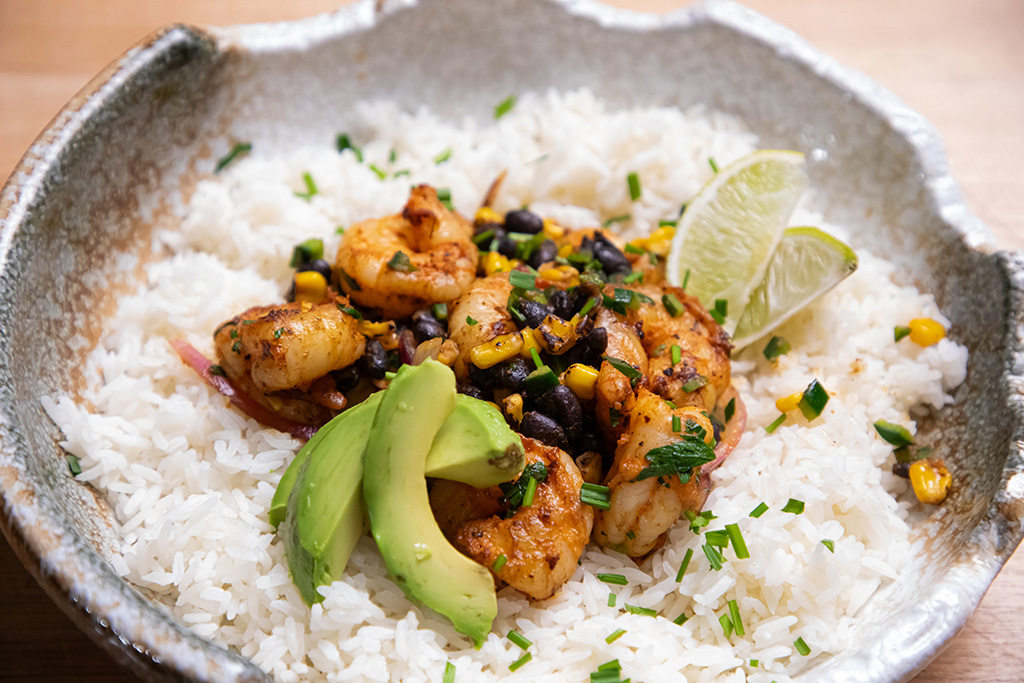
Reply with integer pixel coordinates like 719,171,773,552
335,185,478,319
592,389,714,557
626,284,731,413
447,272,517,380
430,437,594,600
593,307,648,442
213,297,365,424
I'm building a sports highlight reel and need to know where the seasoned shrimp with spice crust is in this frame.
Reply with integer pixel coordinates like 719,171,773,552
430,437,593,600
447,272,518,381
336,185,478,319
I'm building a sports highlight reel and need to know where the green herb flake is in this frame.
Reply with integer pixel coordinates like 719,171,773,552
388,148,397,163
580,482,612,510
335,225,346,235
597,573,629,586
231,340,241,354
708,156,720,173
492,554,508,572
662,293,685,318
763,335,791,362
603,355,642,388
675,548,694,582
66,454,82,476
705,529,730,547
623,270,644,284
434,148,452,164
728,599,745,636
672,415,682,433
627,172,642,201
507,630,531,650
798,379,830,420
782,498,805,514
702,543,724,571
579,297,599,317
894,325,912,342
725,523,749,559
214,142,252,173
393,169,411,178
710,298,728,325
724,398,736,423
509,270,537,290
624,243,645,255
386,250,418,273
294,171,319,200
719,613,734,638
681,375,708,393
765,413,787,434
794,637,811,656
605,628,627,644
673,612,689,626
750,502,769,518
602,214,632,227
625,530,636,540
369,164,388,180
873,419,915,447
635,431,716,484
209,365,226,377
338,304,363,320
442,661,456,683
508,652,532,672
821,539,835,553
659,219,678,228
608,593,617,607
336,133,363,162
670,344,683,366
682,268,691,292
431,303,448,321
494,95,517,119
274,328,284,339
609,406,623,429
624,604,658,617
500,462,548,514
466,315,478,326
289,238,325,267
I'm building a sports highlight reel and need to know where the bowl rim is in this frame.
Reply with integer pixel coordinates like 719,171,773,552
1,1,1022,681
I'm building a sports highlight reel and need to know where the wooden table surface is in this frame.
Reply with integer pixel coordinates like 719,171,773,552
1,1,1022,681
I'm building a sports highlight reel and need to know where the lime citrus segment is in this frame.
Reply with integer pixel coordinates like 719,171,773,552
732,227,859,349
666,150,809,333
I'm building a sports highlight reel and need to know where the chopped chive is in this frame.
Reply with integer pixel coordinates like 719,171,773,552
508,652,532,672
606,628,627,644
873,420,915,447
434,147,452,164
336,133,363,161
821,539,835,553
662,293,685,318
750,502,769,518
765,413,787,433
580,482,611,510
705,530,730,547
509,270,537,290
702,543,724,571
763,335,791,362
749,659,758,667
724,398,736,423
492,554,508,571
623,271,644,284
794,637,811,656
579,297,599,317
529,347,543,370
66,454,82,476
682,268,691,292
603,356,642,386
710,298,728,325
214,142,252,173
435,187,452,209
719,613,734,638
781,498,805,514
609,406,623,428
442,661,456,683
708,156,720,173
648,251,658,265
624,604,658,617
597,660,621,672
627,172,642,201
894,325,912,342
209,365,226,377
681,375,707,393
659,219,678,228
231,340,241,353
466,315,478,326
602,214,631,227
670,344,682,365
672,415,682,433
728,599,745,636
725,523,750,559
673,612,689,625
625,530,636,540
597,573,628,586
522,476,540,508
675,548,694,582
335,225,346,235
294,171,319,200
507,630,531,650
431,303,448,321
495,95,516,119
338,268,361,291
608,593,617,607
664,399,678,409
393,169,411,178
388,148,397,163
289,237,324,267
798,379,830,420
625,243,645,255
386,250,417,273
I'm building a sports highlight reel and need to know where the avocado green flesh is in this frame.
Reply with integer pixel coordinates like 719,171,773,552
363,360,497,648
425,394,525,487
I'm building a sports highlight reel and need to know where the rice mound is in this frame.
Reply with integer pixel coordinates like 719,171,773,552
42,89,968,683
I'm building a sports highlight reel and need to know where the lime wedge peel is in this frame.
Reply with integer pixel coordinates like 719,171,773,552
732,227,859,349
666,150,809,334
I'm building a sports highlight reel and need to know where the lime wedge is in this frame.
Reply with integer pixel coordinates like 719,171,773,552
732,227,859,349
666,150,809,333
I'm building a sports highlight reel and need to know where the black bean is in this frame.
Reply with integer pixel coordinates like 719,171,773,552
892,462,911,479
457,383,486,401
468,362,501,392
527,239,558,269
548,289,573,320
332,365,360,392
411,311,447,342
360,340,388,380
297,258,332,282
397,329,417,366
577,429,602,455
515,298,553,328
591,234,632,275
538,385,583,439
473,221,503,238
497,357,530,392
498,232,522,259
519,411,568,450
567,286,590,316
505,209,544,235
582,327,608,364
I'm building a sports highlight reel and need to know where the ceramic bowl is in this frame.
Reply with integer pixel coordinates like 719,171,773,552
2,1,1022,681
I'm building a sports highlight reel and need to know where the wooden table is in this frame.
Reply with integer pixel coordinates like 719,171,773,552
1,1,1021,681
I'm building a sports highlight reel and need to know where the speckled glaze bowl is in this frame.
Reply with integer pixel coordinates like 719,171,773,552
1,0,1022,681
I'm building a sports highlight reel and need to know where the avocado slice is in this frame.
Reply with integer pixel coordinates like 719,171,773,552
363,360,498,647
425,394,525,487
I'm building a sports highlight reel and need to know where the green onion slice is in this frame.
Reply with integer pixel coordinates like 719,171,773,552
507,630,531,650
675,548,694,582
627,172,642,201
794,637,811,656
66,454,82,476
821,539,835,553
386,250,417,273
765,413,786,434
442,661,456,683
580,482,611,510
673,612,689,626
719,613,734,638
724,398,736,423
704,530,730,547
508,652,532,672
781,498,805,514
605,628,627,644
728,599,745,636
702,543,724,571
873,419,915,447
509,270,537,290
624,604,657,617
214,142,252,173
763,335,791,361
725,523,750,559
597,573,628,586
492,554,507,571
671,344,682,365
602,214,631,227
749,502,769,518
662,293,685,318
494,95,516,119
798,379,830,420
894,325,912,342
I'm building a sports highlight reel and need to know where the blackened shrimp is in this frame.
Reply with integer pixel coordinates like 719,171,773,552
447,272,518,381
593,307,648,442
592,389,715,557
335,185,478,319
430,437,593,600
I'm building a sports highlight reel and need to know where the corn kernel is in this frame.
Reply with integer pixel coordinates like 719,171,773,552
520,327,541,358
908,318,946,347
775,392,803,413
909,458,951,504
294,270,327,303
631,226,676,257
469,332,524,369
357,320,394,338
474,206,503,226
562,363,599,400
543,218,566,239
481,251,511,275
557,244,575,258
537,313,578,355
502,393,524,424
538,265,579,287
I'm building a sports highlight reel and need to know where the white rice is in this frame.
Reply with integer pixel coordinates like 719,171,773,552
43,89,968,682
